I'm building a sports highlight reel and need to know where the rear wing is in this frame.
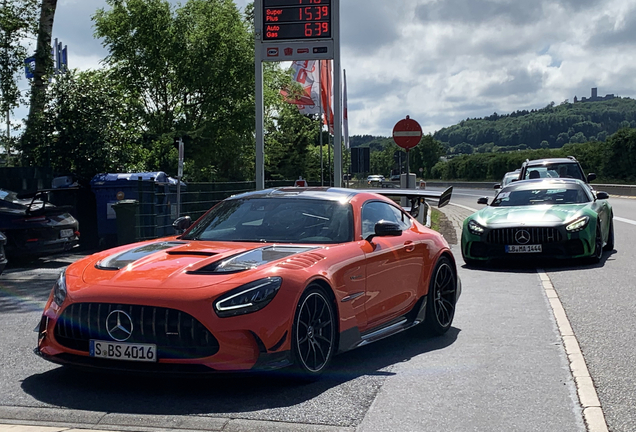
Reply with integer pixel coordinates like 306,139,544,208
360,186,452,220
365,186,453,209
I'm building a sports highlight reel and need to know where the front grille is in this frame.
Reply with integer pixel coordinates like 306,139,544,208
487,227,562,245
54,303,219,359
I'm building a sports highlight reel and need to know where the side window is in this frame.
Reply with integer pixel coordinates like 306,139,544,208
361,201,411,239
386,205,412,231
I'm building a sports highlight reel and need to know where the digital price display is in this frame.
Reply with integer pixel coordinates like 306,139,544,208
263,0,332,40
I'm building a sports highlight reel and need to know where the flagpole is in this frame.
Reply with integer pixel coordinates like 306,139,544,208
318,60,324,186
327,61,332,186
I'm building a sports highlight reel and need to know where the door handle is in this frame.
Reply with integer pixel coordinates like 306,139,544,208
404,241,415,252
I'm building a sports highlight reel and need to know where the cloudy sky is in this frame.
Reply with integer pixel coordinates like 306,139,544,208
9,0,636,137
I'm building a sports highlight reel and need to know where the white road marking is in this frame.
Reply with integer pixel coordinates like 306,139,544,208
538,270,609,432
615,216,636,226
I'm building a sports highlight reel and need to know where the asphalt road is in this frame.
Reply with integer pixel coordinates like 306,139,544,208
1,188,633,431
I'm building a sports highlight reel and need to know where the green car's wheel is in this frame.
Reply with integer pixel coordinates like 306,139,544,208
603,216,614,251
423,257,457,336
590,223,603,263
291,286,336,378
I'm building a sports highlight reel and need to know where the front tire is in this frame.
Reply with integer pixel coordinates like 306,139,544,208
590,223,603,263
291,286,336,378
423,256,457,336
603,216,614,251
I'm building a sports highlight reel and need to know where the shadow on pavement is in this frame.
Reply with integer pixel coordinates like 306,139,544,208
22,327,460,417
461,249,617,273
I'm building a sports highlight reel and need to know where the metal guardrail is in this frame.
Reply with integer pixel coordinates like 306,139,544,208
423,181,636,197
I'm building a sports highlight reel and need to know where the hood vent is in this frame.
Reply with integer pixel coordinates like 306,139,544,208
276,252,326,270
96,241,186,270
166,250,217,257
189,246,320,275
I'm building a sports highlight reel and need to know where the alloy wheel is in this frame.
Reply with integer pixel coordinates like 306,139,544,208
432,262,456,328
295,290,335,373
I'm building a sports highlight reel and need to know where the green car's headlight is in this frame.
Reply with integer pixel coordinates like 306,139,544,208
566,216,590,232
214,277,283,318
468,220,485,235
53,270,67,306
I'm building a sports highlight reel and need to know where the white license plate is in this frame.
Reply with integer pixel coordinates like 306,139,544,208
506,244,542,253
90,340,157,362
59,229,74,238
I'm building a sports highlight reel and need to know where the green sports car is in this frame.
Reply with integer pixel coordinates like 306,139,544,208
461,178,614,265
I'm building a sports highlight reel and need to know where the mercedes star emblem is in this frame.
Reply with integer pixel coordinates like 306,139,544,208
106,310,133,341
515,229,531,245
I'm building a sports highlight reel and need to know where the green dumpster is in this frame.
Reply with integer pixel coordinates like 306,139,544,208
112,200,140,245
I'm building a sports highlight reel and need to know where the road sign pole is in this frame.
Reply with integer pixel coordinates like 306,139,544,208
406,149,410,189
393,115,423,190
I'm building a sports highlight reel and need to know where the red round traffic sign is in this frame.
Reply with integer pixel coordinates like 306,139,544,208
392,116,423,150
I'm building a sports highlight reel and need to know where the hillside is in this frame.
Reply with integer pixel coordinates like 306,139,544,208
433,98,636,153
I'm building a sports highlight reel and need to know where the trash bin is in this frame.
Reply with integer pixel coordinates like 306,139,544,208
112,200,139,246
90,172,185,248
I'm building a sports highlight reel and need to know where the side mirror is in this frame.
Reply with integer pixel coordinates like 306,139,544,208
365,220,402,243
587,173,597,182
596,191,609,200
493,184,501,189
477,197,489,205
173,216,192,234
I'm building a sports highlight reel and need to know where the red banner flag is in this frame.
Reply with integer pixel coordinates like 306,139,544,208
320,60,334,134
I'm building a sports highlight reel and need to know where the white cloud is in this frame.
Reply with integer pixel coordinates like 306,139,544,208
5,0,636,138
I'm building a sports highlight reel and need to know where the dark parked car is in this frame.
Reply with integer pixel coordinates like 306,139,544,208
0,189,80,259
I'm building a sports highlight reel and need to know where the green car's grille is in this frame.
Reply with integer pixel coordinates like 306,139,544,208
487,227,562,245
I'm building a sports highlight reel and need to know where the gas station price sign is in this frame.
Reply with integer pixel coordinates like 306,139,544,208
263,0,332,40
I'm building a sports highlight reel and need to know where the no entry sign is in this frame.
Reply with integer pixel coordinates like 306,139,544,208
392,116,423,150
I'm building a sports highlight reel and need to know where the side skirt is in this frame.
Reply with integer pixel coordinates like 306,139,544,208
337,295,427,353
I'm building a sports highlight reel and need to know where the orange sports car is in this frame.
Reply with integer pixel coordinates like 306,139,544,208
36,187,461,378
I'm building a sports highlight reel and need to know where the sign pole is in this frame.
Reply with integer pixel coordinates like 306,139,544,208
333,0,342,187
255,1,265,190
406,149,410,189
177,137,184,217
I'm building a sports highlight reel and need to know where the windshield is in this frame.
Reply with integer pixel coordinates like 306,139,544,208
491,186,591,207
524,163,585,181
182,197,353,244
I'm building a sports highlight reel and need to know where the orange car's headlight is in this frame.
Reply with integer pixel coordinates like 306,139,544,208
214,277,283,318
53,270,67,306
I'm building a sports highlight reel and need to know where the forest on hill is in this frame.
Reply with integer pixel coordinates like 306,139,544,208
433,98,636,154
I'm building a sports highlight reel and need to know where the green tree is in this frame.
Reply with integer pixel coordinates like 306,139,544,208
409,135,444,178
603,128,636,181
93,0,255,181
21,0,57,163
32,69,148,178
0,0,38,160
